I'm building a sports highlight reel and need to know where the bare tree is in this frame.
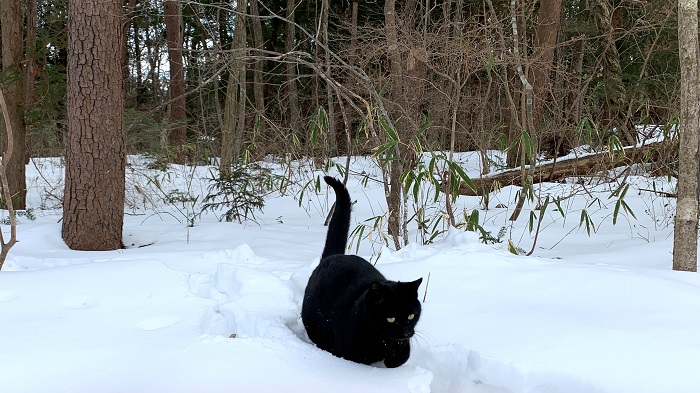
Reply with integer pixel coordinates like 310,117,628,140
165,0,187,164
0,0,28,210
383,0,406,249
672,0,699,272
0,88,18,270
62,0,125,251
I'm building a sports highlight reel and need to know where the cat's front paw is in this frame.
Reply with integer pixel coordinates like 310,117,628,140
383,341,410,368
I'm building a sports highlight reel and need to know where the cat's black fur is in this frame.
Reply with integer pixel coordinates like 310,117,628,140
301,176,423,368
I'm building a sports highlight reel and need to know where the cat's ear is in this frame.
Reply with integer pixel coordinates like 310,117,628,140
407,278,423,293
368,281,389,304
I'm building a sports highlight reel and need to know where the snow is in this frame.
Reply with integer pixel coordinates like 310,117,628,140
1,155,699,393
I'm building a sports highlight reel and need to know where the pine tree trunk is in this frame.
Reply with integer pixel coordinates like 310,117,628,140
249,0,266,137
25,0,39,114
164,0,187,164
673,0,699,272
285,0,301,134
123,0,137,103
319,0,336,155
531,0,562,129
220,0,247,173
590,0,633,145
350,0,358,55
63,0,125,251
0,0,27,210
133,11,143,96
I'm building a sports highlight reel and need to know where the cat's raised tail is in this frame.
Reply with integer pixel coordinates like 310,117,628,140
321,176,352,260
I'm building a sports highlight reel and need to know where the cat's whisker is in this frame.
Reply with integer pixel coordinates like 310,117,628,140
412,330,433,349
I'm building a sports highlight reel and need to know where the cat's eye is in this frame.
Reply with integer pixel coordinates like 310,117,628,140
407,314,415,320
387,317,396,323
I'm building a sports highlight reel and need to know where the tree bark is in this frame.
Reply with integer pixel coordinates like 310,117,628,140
672,0,699,272
531,0,563,129
350,0,358,55
220,0,247,172
123,0,138,102
590,0,633,145
450,142,667,196
319,0,336,155
384,0,406,248
249,0,266,137
285,0,301,133
164,0,187,164
0,0,28,210
25,0,39,112
63,0,125,251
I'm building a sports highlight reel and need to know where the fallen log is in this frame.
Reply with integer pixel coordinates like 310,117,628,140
454,142,670,196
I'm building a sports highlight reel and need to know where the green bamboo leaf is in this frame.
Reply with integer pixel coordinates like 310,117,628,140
402,170,414,190
502,133,521,153
621,200,637,220
372,142,396,160
613,200,621,225
418,117,432,135
499,134,509,151
413,175,421,203
609,183,624,198
579,209,592,236
335,163,345,178
428,170,440,202
507,239,519,255
413,135,423,152
450,175,461,202
620,183,630,199
607,134,624,160
553,198,565,218
317,106,328,130
253,114,261,134
354,226,366,254
449,161,477,194
298,188,305,207
587,197,601,208
470,210,479,227
428,156,437,177
379,116,399,142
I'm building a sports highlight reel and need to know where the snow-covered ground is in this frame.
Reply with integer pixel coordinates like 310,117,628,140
1,154,698,393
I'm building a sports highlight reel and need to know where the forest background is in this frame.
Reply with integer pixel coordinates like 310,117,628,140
0,0,694,268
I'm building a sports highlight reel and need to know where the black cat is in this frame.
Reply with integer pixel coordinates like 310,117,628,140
301,176,423,368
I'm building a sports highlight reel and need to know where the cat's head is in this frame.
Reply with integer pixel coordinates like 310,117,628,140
365,278,423,341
